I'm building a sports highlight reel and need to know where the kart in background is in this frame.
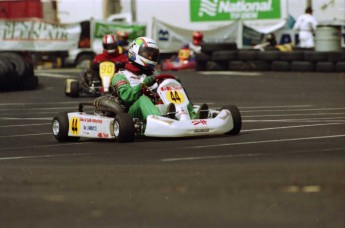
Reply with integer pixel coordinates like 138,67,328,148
53,74,241,143
160,46,197,71
65,61,116,97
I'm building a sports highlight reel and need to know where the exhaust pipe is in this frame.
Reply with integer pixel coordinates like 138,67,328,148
94,96,125,115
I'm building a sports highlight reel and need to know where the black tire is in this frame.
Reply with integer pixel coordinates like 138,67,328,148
257,51,280,61
247,60,271,71
201,42,237,54
19,76,39,90
237,50,258,61
195,52,211,62
336,62,345,72
113,113,135,143
70,81,80,98
212,50,237,61
206,61,228,71
316,62,335,72
290,61,315,72
52,112,80,142
279,51,304,61
228,61,251,71
327,51,345,62
304,51,328,62
195,61,207,71
0,52,26,77
221,105,242,135
271,61,290,71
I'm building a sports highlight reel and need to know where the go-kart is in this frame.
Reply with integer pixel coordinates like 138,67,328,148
53,74,241,143
161,47,196,71
65,61,116,97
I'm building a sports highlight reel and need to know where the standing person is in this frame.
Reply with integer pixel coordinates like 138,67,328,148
293,7,318,48
111,37,205,121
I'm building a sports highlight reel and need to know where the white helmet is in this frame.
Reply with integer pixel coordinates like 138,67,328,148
128,37,159,70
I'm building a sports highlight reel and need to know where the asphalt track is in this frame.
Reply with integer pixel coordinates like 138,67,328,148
0,68,344,228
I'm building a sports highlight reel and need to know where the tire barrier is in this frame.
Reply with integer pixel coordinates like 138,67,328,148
196,44,345,72
0,52,38,91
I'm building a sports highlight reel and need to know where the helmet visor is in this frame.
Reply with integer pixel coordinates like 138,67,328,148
139,46,159,62
104,42,117,50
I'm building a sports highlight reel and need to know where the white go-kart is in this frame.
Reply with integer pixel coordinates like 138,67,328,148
53,74,242,143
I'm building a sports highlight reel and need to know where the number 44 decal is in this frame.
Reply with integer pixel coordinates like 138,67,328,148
167,90,185,104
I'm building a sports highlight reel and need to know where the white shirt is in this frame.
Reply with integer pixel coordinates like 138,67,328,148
293,13,318,48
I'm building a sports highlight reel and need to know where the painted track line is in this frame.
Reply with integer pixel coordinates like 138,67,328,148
0,142,93,152
0,123,51,128
162,147,345,162
1,122,343,138
185,134,345,149
242,123,345,132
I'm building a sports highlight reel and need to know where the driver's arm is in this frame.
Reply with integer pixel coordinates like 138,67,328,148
111,74,143,105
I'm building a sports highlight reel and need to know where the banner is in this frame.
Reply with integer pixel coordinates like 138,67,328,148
154,18,240,52
92,20,146,40
190,0,281,21
0,18,81,51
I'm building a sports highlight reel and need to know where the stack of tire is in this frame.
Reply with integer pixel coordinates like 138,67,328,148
195,43,345,72
0,52,39,91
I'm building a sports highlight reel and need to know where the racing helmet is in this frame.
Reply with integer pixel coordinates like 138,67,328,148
102,34,118,53
192,31,203,45
116,31,129,42
128,37,159,70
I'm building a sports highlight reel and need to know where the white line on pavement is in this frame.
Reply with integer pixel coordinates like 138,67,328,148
161,147,345,162
0,123,51,128
185,134,345,149
242,123,345,132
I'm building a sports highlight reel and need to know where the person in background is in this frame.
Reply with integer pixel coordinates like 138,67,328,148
81,34,128,91
188,31,204,54
116,30,130,54
92,33,128,71
293,7,318,48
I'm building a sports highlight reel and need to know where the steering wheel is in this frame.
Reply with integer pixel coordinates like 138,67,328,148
142,74,176,102
154,74,176,82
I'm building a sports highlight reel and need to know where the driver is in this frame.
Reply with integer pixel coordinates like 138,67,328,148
92,34,128,73
111,37,204,121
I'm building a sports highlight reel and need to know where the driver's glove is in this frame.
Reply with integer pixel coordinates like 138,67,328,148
142,76,155,87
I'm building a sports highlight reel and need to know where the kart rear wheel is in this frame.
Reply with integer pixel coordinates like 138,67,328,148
70,81,80,98
221,105,242,135
52,112,80,142
113,113,135,143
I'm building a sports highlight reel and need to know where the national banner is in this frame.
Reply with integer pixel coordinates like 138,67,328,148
190,0,281,22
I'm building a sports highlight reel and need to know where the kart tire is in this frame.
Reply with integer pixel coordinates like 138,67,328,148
0,52,26,78
52,112,80,142
201,42,238,54
237,50,258,61
336,62,345,72
212,50,237,61
113,113,135,143
221,105,242,135
19,76,39,90
316,61,335,72
290,61,315,72
70,81,80,98
279,51,304,61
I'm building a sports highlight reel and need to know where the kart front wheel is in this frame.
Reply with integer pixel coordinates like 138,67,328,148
221,105,242,135
113,113,135,143
52,112,80,142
